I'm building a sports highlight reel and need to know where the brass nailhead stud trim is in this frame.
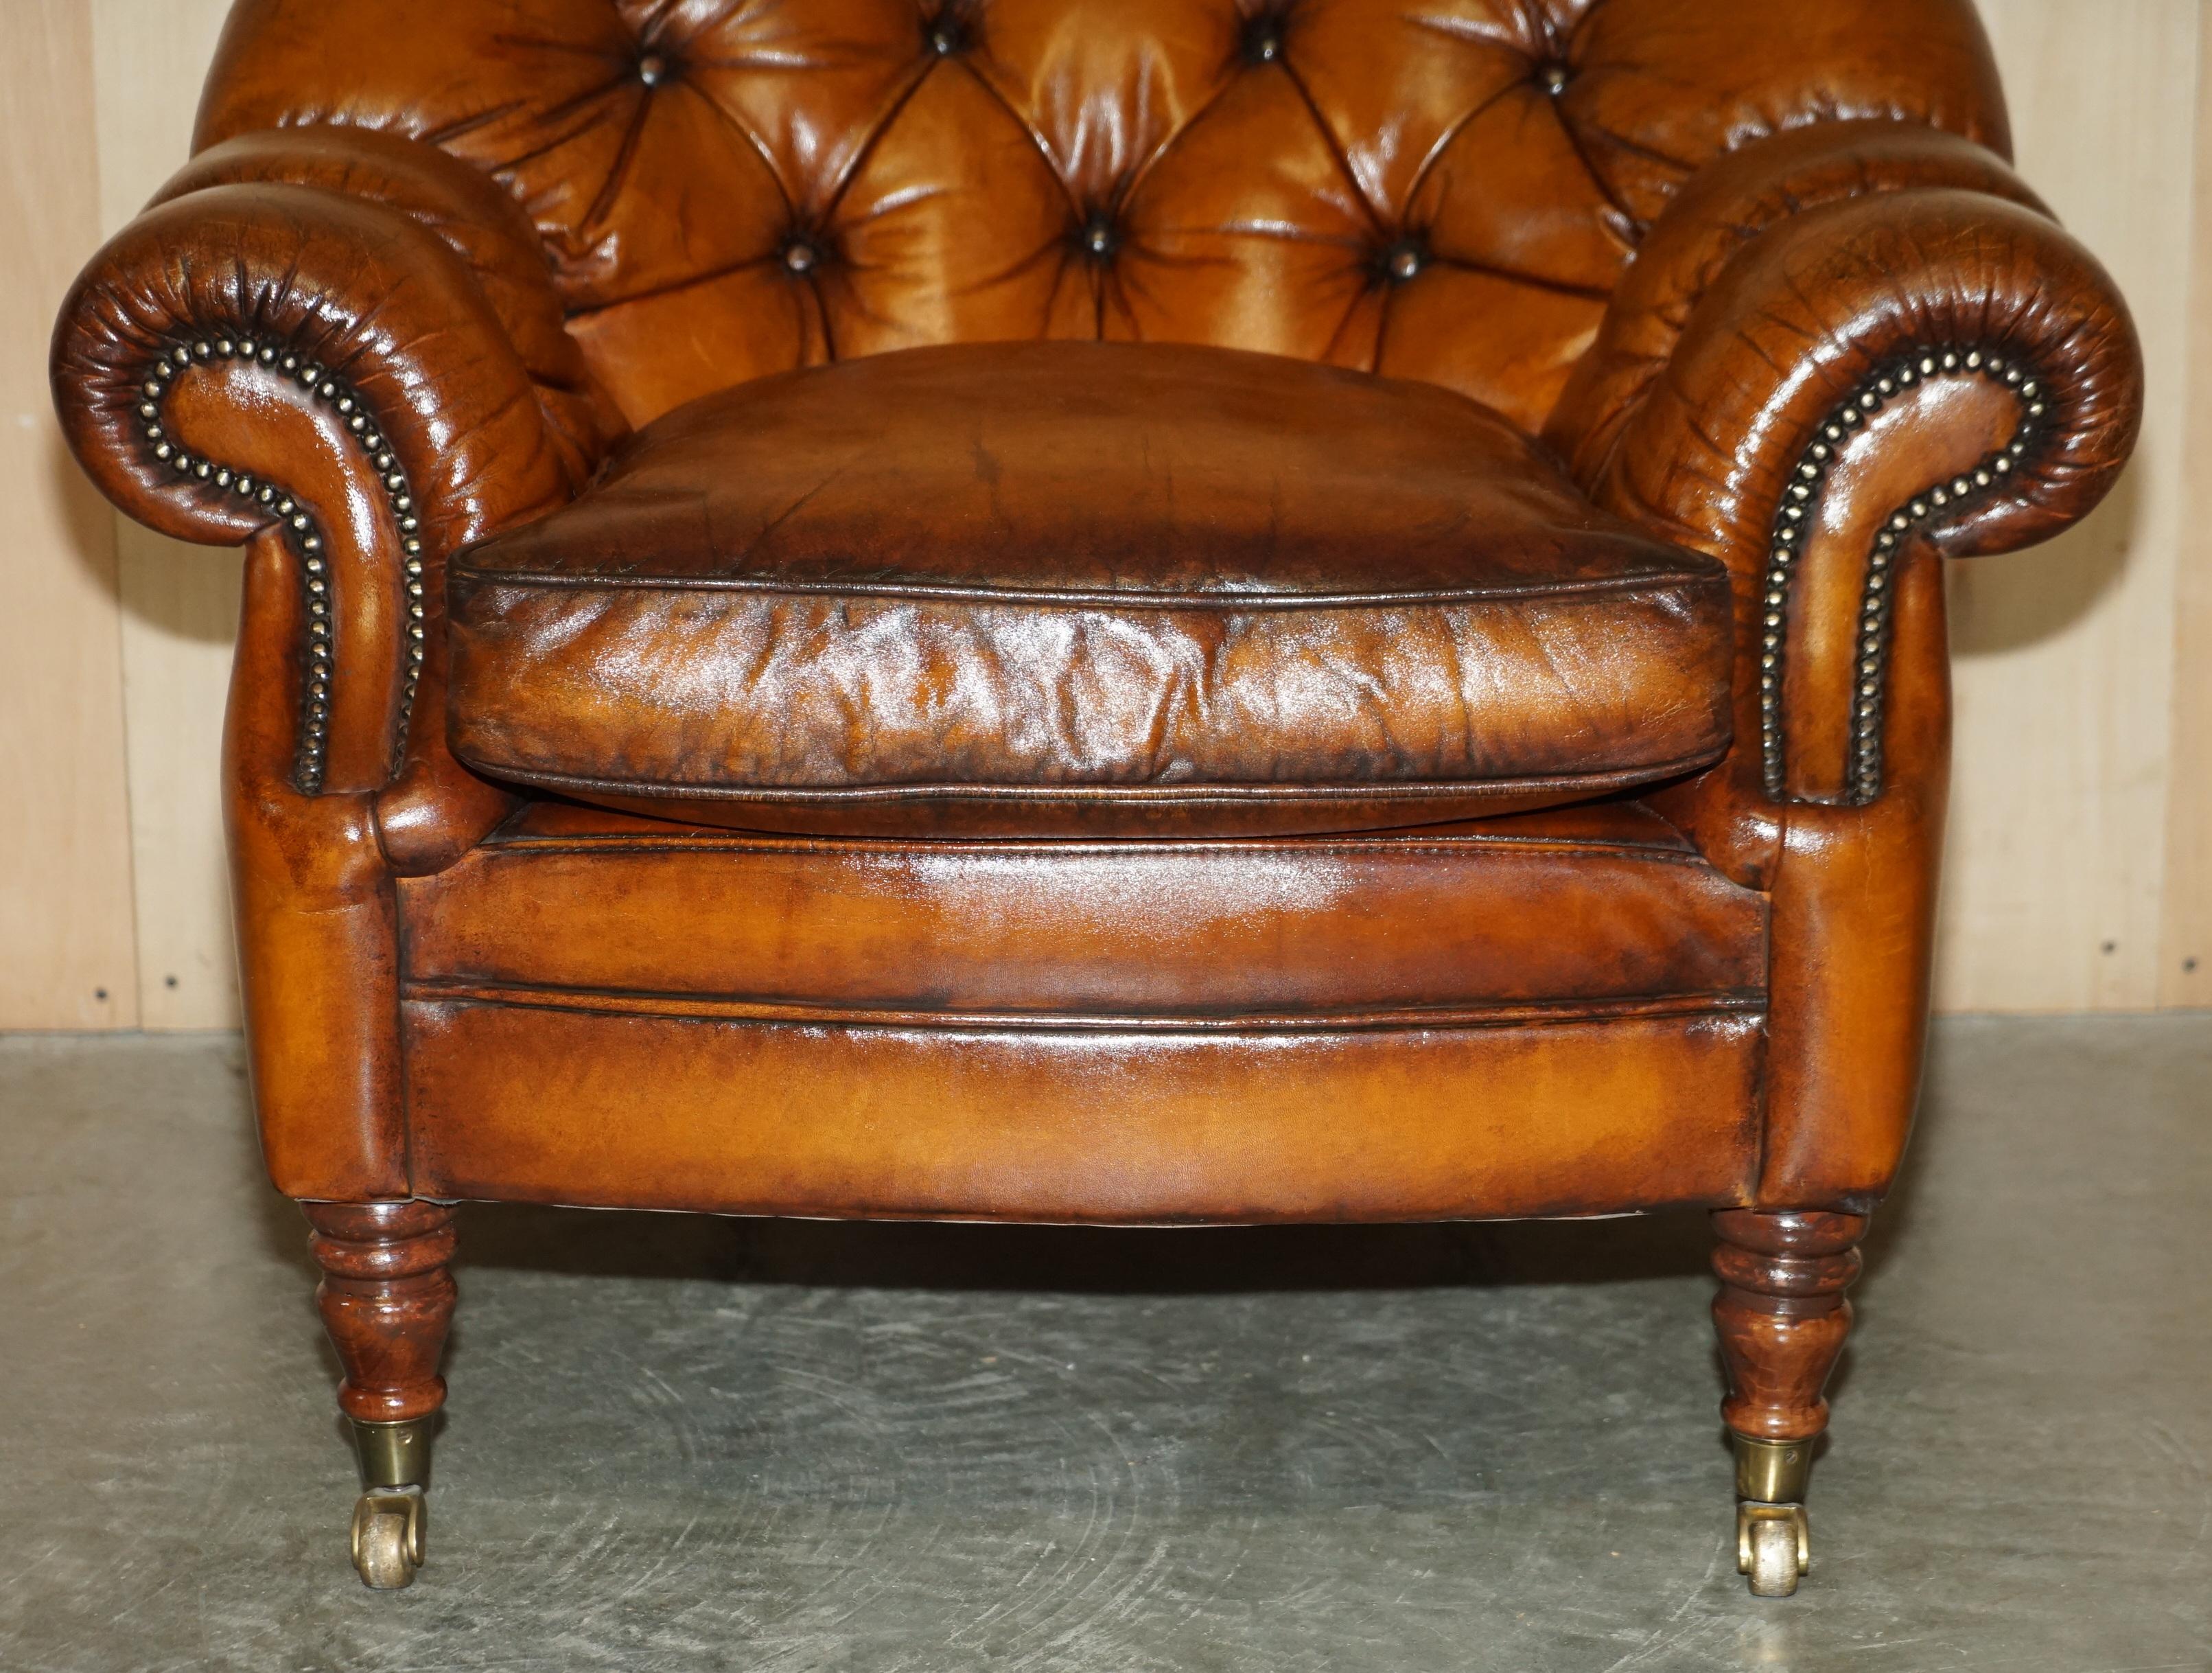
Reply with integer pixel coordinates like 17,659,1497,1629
1762,345,2045,805
138,334,424,793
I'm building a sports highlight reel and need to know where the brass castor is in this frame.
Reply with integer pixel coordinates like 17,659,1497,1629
351,1490,426,1589
1737,1501,1811,1597
349,1416,434,1589
1732,1434,1814,1597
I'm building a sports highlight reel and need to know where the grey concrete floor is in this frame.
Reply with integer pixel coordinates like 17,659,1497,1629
1,1018,2207,1672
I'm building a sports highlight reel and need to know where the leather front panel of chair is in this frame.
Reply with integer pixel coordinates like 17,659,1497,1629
447,342,1734,838
397,793,1764,1220
403,1002,1762,1222
197,0,2009,432
400,798,1765,1018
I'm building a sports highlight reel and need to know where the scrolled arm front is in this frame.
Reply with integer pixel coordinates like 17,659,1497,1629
49,128,620,1199
1546,121,2143,1210
1548,122,2142,860
51,127,618,855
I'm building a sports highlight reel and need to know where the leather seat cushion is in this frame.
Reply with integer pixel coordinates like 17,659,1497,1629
447,341,1734,838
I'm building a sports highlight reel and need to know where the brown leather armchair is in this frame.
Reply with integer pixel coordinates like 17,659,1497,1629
52,0,2141,1596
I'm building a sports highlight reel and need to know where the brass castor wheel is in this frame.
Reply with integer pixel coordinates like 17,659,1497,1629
348,1416,434,1589
1737,1501,1811,1597
351,1488,426,1589
1731,1433,1813,1597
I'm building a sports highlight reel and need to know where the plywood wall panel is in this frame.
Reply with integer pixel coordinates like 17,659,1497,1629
1933,0,2201,1012
113,533,242,1027
0,1,141,1029
92,0,242,1029
2158,14,2212,1011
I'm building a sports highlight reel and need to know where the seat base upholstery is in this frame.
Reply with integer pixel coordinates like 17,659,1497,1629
447,343,1736,838
401,1002,1761,1222
395,798,1765,1220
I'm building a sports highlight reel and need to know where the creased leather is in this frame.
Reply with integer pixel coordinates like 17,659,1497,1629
447,341,1735,837
154,128,628,483
1570,185,2142,884
1544,121,2048,483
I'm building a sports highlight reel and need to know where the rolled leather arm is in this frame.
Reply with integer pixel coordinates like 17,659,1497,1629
1546,124,2141,834
50,129,618,861
150,128,621,483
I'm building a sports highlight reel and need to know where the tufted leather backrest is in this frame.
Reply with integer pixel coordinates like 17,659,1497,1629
195,0,2010,435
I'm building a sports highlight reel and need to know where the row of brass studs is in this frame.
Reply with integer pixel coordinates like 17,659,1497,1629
139,337,423,794
1760,346,2043,803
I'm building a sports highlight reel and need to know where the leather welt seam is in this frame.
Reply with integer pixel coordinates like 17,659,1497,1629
470,752,1727,805
445,569,1729,611
476,833,1716,864
397,980,1766,1033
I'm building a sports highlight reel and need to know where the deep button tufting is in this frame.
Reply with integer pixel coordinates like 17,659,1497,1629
1240,13,1285,65
188,0,2021,436
1381,240,1426,284
778,235,822,277
1078,214,1118,261
924,12,965,58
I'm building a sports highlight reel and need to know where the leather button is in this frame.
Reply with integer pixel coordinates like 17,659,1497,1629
1538,62,1570,95
779,237,822,276
636,53,670,87
924,12,966,56
1380,240,1426,283
1078,215,1117,261
1241,14,1285,64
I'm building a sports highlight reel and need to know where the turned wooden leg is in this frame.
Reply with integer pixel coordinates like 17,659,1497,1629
1710,1208,1867,1597
303,1199,457,1589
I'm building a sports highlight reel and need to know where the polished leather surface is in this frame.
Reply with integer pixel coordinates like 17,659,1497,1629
48,0,2144,1225
196,0,2007,433
402,794,1764,1218
1559,167,2141,897
152,128,625,483
448,341,1734,836
1549,143,2141,1205
402,797,1764,1019
404,1002,1762,1221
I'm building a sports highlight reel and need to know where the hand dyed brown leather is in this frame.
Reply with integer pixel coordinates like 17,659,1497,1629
446,341,1735,835
49,0,2143,1597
